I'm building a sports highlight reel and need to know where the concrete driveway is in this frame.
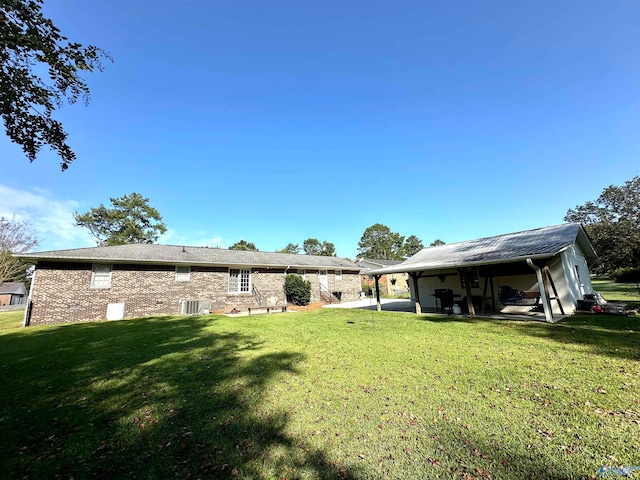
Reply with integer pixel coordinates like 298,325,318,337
323,298,414,312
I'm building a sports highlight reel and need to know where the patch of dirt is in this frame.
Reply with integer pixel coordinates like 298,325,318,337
286,302,327,312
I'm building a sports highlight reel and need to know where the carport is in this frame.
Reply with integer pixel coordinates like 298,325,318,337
366,223,597,323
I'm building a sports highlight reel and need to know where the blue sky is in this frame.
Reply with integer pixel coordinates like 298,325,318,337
1,0,639,259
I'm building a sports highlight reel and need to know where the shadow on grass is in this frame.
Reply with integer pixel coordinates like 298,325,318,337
428,420,598,480
0,315,364,479
419,311,640,361
417,315,480,324
516,314,640,361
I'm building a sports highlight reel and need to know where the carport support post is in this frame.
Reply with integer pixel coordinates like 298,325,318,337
526,258,553,323
408,272,423,314
460,268,476,318
374,275,382,311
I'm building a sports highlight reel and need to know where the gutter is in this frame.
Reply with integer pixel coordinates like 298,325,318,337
283,265,290,308
22,270,36,327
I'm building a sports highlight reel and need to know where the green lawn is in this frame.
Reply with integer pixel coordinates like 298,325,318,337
592,278,640,308
1,305,638,479
0,308,24,333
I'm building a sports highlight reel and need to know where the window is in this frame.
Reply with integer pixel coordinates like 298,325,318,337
335,270,342,280
91,264,112,288
175,265,191,282
229,268,250,293
296,269,306,279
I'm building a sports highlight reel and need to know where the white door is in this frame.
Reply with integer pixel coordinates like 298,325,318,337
319,270,328,292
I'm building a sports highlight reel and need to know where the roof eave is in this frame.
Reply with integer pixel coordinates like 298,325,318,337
14,254,359,270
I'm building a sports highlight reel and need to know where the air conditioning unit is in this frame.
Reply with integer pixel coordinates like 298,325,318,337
180,299,211,315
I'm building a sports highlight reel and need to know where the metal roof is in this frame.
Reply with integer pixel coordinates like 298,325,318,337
359,258,404,267
15,244,360,270
356,258,404,272
367,223,597,275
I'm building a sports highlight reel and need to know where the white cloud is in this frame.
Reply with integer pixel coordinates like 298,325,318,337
160,229,227,248
0,185,230,251
0,184,94,251
194,236,226,248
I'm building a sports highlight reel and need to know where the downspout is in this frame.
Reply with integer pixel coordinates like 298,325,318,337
23,269,36,327
283,266,290,309
526,258,553,323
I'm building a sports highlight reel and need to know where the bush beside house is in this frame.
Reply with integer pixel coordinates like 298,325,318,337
285,274,311,306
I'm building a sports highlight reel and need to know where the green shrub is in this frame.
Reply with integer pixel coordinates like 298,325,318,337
611,265,640,283
285,274,311,306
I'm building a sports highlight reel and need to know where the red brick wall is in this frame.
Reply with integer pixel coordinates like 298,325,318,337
26,262,362,325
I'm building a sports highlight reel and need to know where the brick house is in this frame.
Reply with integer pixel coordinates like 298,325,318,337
16,244,362,326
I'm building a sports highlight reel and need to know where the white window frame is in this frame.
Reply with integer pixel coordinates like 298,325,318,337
91,264,112,289
335,270,342,280
175,265,191,282
228,268,251,293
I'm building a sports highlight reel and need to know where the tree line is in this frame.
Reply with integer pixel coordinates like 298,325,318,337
227,239,336,256
564,176,640,280
231,224,431,259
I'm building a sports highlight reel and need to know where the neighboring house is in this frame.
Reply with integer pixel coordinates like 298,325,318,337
15,245,361,326
0,282,27,306
367,223,597,322
356,259,409,296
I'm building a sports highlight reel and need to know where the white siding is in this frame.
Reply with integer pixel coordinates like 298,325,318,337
559,245,593,311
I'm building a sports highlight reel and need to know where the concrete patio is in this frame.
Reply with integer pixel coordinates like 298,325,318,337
323,297,565,322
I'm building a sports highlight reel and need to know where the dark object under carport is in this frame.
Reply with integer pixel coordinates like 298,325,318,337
434,289,455,313
577,294,597,311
